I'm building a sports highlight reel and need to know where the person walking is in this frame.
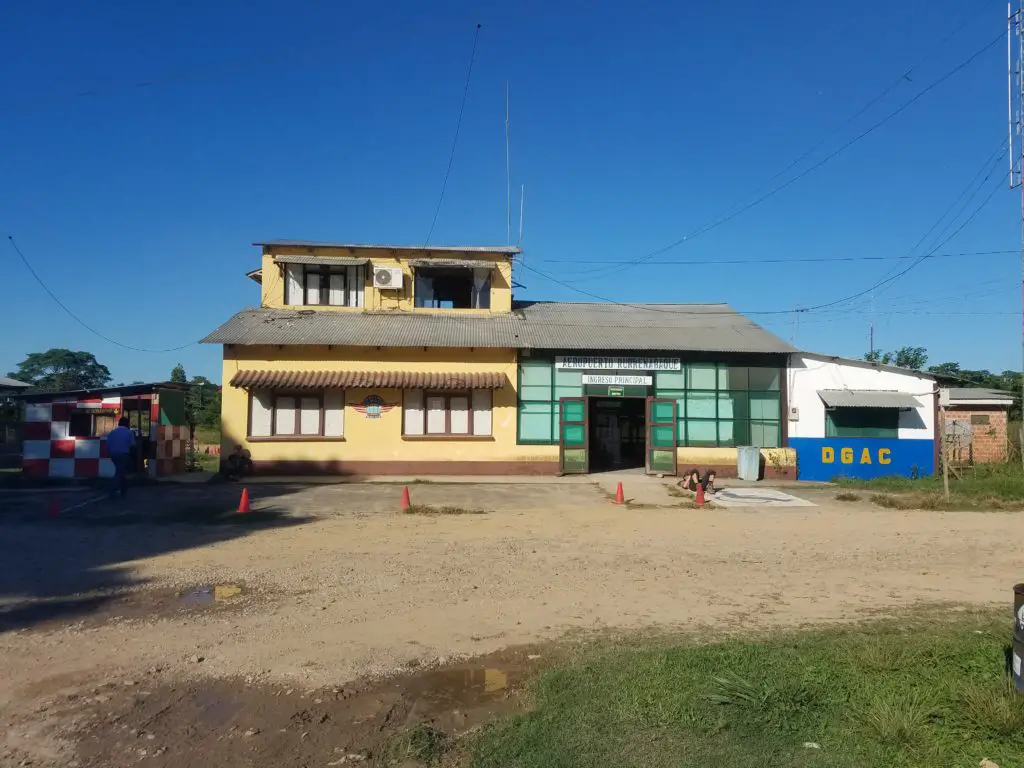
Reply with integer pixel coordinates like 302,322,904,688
106,417,135,498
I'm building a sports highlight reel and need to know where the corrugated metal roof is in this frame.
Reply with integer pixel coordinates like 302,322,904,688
407,258,500,269
255,240,521,254
230,370,506,390
274,255,370,266
818,390,922,409
515,302,795,353
202,302,795,354
0,376,30,388
944,387,1015,402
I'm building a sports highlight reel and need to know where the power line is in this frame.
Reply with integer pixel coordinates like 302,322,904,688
536,249,1016,266
637,0,997,266
864,139,1010,299
424,23,482,246
519,157,1011,318
564,28,1007,283
805,165,1012,313
7,235,198,353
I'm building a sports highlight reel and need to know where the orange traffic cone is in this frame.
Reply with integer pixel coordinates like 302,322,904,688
48,496,60,519
238,488,251,514
401,486,411,511
695,482,705,507
614,482,624,505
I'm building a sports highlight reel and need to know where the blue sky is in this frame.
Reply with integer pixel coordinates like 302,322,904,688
0,0,1019,384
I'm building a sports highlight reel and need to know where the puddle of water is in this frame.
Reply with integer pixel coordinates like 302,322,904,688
179,584,242,607
409,667,512,708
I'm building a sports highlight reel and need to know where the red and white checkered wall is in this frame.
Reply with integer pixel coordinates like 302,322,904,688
22,398,121,479
21,395,188,479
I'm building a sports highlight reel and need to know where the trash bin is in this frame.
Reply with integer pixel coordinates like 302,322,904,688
736,446,760,481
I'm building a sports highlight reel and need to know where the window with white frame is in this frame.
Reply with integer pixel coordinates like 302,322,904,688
403,390,492,436
284,264,365,307
249,390,345,438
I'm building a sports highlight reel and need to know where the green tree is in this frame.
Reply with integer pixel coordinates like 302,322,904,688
8,349,111,392
863,346,928,370
170,363,187,384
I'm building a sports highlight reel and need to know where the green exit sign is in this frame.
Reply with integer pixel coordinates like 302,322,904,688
608,386,624,397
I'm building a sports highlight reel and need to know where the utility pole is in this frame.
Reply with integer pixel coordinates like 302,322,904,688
869,292,875,359
1008,2,1024,468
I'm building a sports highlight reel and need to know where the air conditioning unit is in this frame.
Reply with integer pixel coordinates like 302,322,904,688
372,266,404,290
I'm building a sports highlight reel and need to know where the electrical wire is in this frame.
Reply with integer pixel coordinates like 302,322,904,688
535,249,1016,266
518,154,1011,318
424,23,482,246
563,28,1007,283
8,235,199,353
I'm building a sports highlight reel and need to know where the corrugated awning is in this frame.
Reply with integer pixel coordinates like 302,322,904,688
407,259,499,269
230,370,506,391
273,255,370,266
818,389,922,409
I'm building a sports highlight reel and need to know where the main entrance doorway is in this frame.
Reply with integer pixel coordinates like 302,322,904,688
558,396,678,475
589,397,645,472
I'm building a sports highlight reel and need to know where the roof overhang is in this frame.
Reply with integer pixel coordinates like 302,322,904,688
255,241,521,254
273,255,370,267
230,369,507,390
407,259,500,269
818,389,922,409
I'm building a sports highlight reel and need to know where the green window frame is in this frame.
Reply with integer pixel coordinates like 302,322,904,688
516,359,584,444
655,363,782,448
825,407,898,439
516,358,783,448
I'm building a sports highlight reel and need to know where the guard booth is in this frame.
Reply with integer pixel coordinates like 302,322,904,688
20,382,189,480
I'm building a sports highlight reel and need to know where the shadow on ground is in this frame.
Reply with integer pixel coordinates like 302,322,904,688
0,483,313,632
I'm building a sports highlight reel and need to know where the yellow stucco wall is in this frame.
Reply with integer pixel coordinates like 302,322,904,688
221,345,558,467
259,246,514,313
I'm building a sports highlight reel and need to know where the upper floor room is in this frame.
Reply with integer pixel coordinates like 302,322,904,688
249,241,520,313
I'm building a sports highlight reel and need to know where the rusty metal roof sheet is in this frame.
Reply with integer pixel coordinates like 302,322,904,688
230,370,507,390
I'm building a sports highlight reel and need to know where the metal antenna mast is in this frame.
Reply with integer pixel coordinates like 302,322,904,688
1010,2,1024,466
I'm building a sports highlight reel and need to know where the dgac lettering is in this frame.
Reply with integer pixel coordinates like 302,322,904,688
822,447,894,465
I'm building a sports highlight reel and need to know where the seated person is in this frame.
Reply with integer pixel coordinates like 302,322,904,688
678,468,701,494
678,468,717,496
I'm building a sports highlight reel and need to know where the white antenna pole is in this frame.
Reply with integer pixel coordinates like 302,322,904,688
518,184,525,247
1010,3,1015,185
505,81,512,246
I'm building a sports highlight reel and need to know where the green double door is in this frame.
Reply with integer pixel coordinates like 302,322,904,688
559,397,677,475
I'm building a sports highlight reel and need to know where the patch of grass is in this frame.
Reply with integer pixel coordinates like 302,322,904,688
835,491,861,502
838,463,1024,510
378,724,451,766
469,611,1024,768
868,492,1021,511
402,505,487,516
962,677,1024,737
861,690,937,748
193,425,221,446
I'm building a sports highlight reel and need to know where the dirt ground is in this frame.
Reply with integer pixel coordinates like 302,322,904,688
1,480,1021,767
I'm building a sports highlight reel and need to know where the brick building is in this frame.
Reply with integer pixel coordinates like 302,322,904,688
942,388,1014,464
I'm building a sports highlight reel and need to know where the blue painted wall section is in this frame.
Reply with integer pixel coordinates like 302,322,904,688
790,438,935,481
